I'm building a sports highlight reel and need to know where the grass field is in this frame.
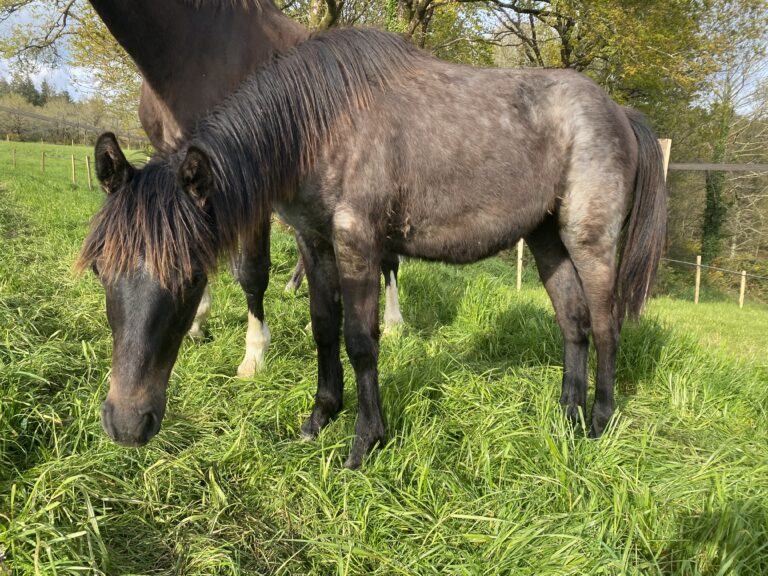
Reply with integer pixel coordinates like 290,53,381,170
1,140,768,575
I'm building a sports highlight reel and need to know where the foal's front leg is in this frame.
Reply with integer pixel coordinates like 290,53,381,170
236,224,272,378
296,235,344,439
334,214,385,468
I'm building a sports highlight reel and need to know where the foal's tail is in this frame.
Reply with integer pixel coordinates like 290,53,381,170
616,108,667,321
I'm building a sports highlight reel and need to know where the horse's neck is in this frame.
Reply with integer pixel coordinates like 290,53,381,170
89,0,308,147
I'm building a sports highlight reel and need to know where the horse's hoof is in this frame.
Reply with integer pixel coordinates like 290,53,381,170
188,324,205,340
236,360,256,379
382,317,405,336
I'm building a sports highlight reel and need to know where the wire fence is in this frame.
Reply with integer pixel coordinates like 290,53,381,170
1,142,766,309
0,104,147,149
661,256,768,308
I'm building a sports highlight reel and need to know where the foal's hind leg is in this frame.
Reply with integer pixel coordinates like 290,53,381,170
382,253,404,333
295,234,344,440
236,225,272,378
285,253,306,292
561,225,622,438
527,218,591,428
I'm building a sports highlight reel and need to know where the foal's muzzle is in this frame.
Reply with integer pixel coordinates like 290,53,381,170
100,400,163,447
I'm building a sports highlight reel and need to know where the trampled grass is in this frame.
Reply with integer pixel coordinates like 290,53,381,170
1,141,767,575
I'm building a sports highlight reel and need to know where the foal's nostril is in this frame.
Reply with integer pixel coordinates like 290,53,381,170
100,401,116,440
138,409,159,441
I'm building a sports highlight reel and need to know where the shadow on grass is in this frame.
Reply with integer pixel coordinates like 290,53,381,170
396,263,469,337
660,501,768,574
381,294,671,435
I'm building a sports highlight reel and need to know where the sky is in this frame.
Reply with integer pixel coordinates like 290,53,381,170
0,4,94,100
0,56,94,101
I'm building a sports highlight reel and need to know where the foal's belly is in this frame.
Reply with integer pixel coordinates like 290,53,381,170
385,209,533,264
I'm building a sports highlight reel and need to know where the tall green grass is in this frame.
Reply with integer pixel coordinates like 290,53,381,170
1,141,767,575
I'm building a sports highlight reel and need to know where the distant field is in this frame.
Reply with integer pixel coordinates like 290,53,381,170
1,141,767,575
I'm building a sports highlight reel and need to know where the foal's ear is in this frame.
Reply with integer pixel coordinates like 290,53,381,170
179,146,214,209
94,132,133,193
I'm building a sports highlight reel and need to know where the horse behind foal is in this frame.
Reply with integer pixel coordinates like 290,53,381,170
80,29,666,468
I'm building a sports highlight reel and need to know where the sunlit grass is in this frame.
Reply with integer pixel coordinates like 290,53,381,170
2,141,767,575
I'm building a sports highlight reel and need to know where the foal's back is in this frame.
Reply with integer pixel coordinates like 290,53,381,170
310,59,637,264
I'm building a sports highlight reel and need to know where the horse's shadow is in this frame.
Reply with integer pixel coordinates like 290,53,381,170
380,283,670,430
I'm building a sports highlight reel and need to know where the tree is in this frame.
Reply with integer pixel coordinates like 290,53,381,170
485,1,713,114
697,0,768,263
39,78,52,105
10,72,41,105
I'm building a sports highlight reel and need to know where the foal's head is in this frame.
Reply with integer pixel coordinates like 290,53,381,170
80,133,221,446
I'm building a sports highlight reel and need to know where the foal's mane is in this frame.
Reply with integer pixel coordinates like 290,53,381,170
78,158,218,294
79,28,422,292
193,28,423,255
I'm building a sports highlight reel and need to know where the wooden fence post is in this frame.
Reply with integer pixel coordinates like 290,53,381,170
694,254,701,304
71,154,76,185
85,156,93,191
41,151,45,173
739,270,746,309
516,239,524,291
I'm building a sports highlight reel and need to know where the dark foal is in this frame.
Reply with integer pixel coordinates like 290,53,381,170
81,29,666,467
89,0,406,379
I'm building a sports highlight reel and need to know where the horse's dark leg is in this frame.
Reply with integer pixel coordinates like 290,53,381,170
188,284,212,339
285,252,306,292
333,212,385,469
526,218,591,428
381,253,404,333
236,224,272,378
296,234,344,439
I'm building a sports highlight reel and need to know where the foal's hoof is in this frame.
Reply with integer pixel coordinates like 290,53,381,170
300,416,325,441
285,278,303,292
562,404,587,431
343,431,385,469
589,405,614,438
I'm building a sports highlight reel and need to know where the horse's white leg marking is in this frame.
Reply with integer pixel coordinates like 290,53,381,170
237,312,271,378
188,285,211,339
383,270,404,333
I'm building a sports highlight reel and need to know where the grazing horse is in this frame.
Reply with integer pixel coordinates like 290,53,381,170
88,0,405,379
80,29,666,469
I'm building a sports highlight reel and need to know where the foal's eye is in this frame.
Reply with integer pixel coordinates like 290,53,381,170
91,262,100,278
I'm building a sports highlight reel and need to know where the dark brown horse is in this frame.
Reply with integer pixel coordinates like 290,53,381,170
89,0,406,378
81,28,666,468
